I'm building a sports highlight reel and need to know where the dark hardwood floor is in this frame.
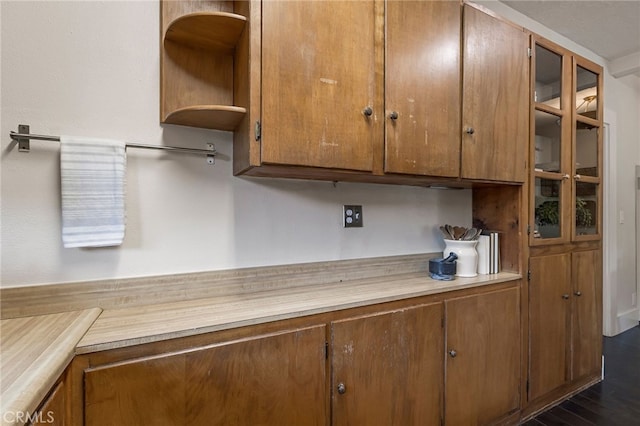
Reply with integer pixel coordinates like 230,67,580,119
523,324,640,425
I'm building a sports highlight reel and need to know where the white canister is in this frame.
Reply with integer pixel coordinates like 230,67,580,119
443,239,478,277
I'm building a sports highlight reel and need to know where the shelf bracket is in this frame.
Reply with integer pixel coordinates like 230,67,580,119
16,124,31,152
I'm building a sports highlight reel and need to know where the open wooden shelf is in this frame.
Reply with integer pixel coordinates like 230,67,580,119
164,12,247,53
161,6,248,132
163,105,247,131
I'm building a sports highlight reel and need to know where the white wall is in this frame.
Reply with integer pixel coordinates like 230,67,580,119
0,1,471,288
480,1,640,335
607,76,640,332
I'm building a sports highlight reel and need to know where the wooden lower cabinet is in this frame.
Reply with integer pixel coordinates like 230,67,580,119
331,303,444,425
84,325,327,426
527,249,602,407
571,249,603,381
78,283,524,426
29,380,66,426
329,286,521,426
444,287,521,425
528,253,572,401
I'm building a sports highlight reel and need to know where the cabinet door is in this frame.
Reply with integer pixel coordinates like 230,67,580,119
384,0,461,177
572,58,603,241
84,326,327,426
530,38,572,245
529,254,571,401
461,4,529,183
444,286,521,425
572,249,603,380
331,303,443,426
29,381,65,425
261,0,378,171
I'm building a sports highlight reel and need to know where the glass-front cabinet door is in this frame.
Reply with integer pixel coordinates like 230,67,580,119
572,57,602,240
530,37,603,244
531,38,571,243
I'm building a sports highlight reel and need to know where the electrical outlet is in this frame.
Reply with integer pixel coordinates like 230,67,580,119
343,205,363,228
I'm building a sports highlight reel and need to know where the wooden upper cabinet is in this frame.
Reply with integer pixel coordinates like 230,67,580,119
444,286,521,425
84,326,327,426
530,37,603,245
260,0,379,171
331,303,443,426
229,1,532,183
461,4,529,183
384,0,461,177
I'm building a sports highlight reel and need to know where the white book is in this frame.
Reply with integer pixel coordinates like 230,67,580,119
477,234,491,274
482,231,499,274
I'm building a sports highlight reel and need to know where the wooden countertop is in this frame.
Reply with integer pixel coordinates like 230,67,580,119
0,308,101,426
77,271,521,353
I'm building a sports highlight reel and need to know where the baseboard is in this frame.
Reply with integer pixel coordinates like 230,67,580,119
616,308,640,335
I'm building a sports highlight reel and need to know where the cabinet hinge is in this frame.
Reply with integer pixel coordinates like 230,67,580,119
527,47,532,58
325,341,329,360
527,224,531,235
527,270,531,281
255,121,261,141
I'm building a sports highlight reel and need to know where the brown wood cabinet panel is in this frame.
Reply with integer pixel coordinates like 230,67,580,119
331,303,443,426
572,249,603,380
84,325,327,426
461,5,529,183
384,0,461,177
528,253,571,401
260,0,378,171
444,286,521,425
29,381,65,426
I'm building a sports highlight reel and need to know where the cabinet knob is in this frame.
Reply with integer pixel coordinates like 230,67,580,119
389,111,399,120
575,291,582,296
465,127,475,135
562,294,570,300
337,382,346,394
563,174,571,180
574,174,582,180
448,349,457,358
362,106,373,117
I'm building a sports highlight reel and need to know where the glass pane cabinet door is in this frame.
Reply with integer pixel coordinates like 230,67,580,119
535,45,562,106
575,124,598,177
576,66,598,120
531,39,569,245
534,110,562,173
534,178,563,240
572,57,602,241
575,182,598,236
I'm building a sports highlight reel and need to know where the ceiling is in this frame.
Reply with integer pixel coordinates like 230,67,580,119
500,0,640,84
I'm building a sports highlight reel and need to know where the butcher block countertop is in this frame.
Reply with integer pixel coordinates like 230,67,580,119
0,254,521,424
0,308,101,426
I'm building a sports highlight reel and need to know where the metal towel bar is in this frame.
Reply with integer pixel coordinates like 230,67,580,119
9,124,218,164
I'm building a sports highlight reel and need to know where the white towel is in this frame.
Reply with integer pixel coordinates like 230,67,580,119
60,136,126,248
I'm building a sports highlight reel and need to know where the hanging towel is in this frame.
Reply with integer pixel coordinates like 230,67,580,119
60,136,126,248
